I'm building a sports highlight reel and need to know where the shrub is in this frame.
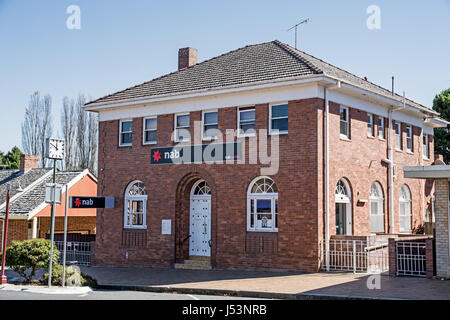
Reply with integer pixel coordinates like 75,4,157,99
2,239,60,283
43,263,97,287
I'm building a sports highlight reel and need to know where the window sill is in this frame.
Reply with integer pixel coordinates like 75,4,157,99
247,229,278,233
395,148,403,153
143,142,157,146
378,137,386,141
367,135,375,139
339,136,351,142
269,131,288,136
124,226,147,230
119,144,132,148
406,151,414,155
238,134,256,138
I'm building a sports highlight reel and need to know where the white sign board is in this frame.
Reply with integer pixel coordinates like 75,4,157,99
162,220,171,235
45,183,63,204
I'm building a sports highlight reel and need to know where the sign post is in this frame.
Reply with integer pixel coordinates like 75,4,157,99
62,184,69,287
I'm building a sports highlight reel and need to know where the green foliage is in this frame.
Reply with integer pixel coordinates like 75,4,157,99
433,88,450,164
0,146,23,170
43,263,97,287
3,239,59,283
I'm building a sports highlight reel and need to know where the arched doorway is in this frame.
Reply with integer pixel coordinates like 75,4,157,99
335,179,352,235
370,182,385,233
189,180,212,257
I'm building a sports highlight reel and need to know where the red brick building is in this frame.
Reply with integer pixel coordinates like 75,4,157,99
0,155,97,247
85,40,446,272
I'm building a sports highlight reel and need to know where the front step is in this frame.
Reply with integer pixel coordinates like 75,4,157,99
174,256,212,270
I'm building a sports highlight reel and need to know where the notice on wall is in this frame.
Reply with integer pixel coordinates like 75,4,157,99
162,219,171,235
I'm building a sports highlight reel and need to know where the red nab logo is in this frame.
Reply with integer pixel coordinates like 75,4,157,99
74,198,82,207
152,150,162,163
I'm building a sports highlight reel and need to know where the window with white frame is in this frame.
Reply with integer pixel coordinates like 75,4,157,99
202,111,218,140
119,120,133,146
395,121,402,150
238,107,256,137
174,114,190,142
370,182,384,233
247,177,278,232
406,125,413,152
367,113,374,137
378,116,385,139
340,107,349,138
143,117,157,145
124,181,147,229
270,104,288,134
399,185,412,233
423,134,429,159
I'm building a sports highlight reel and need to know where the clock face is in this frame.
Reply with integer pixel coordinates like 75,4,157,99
46,139,65,160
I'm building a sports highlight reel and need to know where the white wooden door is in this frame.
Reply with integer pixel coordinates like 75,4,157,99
189,197,211,257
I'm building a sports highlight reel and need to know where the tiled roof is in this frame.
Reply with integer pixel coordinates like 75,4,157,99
85,40,438,115
0,170,88,217
0,169,51,205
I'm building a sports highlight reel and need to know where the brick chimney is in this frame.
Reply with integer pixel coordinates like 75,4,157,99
20,154,39,173
433,154,445,166
178,47,198,70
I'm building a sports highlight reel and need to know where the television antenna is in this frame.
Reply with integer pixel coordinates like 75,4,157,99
287,18,310,49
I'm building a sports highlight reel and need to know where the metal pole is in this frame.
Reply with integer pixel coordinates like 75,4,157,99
353,240,357,274
48,159,57,287
0,185,11,285
62,184,68,287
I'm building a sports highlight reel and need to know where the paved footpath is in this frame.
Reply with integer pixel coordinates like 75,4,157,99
79,266,450,300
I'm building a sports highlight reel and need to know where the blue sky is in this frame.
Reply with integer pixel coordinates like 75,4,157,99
0,0,449,152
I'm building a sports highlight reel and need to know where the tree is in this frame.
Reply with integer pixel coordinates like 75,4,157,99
21,91,53,167
433,88,450,164
4,146,22,169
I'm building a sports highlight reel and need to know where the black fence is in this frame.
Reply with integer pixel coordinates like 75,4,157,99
45,233,96,243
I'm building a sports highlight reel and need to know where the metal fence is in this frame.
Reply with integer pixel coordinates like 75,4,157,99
395,241,426,277
321,239,389,273
54,241,92,266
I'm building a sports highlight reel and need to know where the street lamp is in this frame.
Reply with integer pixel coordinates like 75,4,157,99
1,184,24,285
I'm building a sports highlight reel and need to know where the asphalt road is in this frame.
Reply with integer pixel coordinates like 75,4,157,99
0,288,263,300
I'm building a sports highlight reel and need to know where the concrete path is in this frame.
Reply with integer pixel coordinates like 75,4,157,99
79,266,450,300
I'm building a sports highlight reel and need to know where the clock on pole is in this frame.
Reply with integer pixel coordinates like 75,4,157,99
46,138,65,160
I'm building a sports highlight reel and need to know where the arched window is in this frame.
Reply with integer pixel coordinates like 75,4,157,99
192,180,211,196
247,177,278,232
399,185,412,233
370,182,384,233
124,181,148,229
335,179,352,235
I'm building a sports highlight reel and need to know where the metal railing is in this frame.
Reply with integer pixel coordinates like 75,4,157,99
395,241,426,277
54,241,91,266
321,239,389,273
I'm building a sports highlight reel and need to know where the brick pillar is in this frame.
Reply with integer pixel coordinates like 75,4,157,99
425,238,435,279
20,154,39,173
434,179,450,279
388,238,397,277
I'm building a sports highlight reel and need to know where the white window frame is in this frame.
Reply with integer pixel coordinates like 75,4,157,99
247,176,278,232
174,113,190,143
202,110,219,141
406,124,413,152
269,103,288,135
370,182,384,234
367,113,374,137
143,116,157,145
124,181,148,229
238,107,256,138
340,106,350,139
399,185,412,233
378,116,385,140
423,134,429,159
394,121,402,150
119,119,133,147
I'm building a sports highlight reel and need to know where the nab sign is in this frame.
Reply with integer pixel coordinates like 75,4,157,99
70,196,115,209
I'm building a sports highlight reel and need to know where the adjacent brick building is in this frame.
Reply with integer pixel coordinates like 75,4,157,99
0,154,97,247
84,40,447,272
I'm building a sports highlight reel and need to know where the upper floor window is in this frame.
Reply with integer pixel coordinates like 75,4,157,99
247,177,278,232
367,113,374,137
238,107,256,137
124,181,148,229
340,107,349,138
202,110,219,141
378,116,385,139
270,104,288,135
406,125,413,152
423,134,429,159
174,113,190,143
143,117,157,145
394,121,402,150
119,120,133,147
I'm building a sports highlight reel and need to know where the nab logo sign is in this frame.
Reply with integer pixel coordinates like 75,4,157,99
70,197,114,209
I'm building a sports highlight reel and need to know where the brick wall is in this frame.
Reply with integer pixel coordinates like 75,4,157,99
434,179,450,278
38,216,96,238
94,97,435,272
1,219,28,246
